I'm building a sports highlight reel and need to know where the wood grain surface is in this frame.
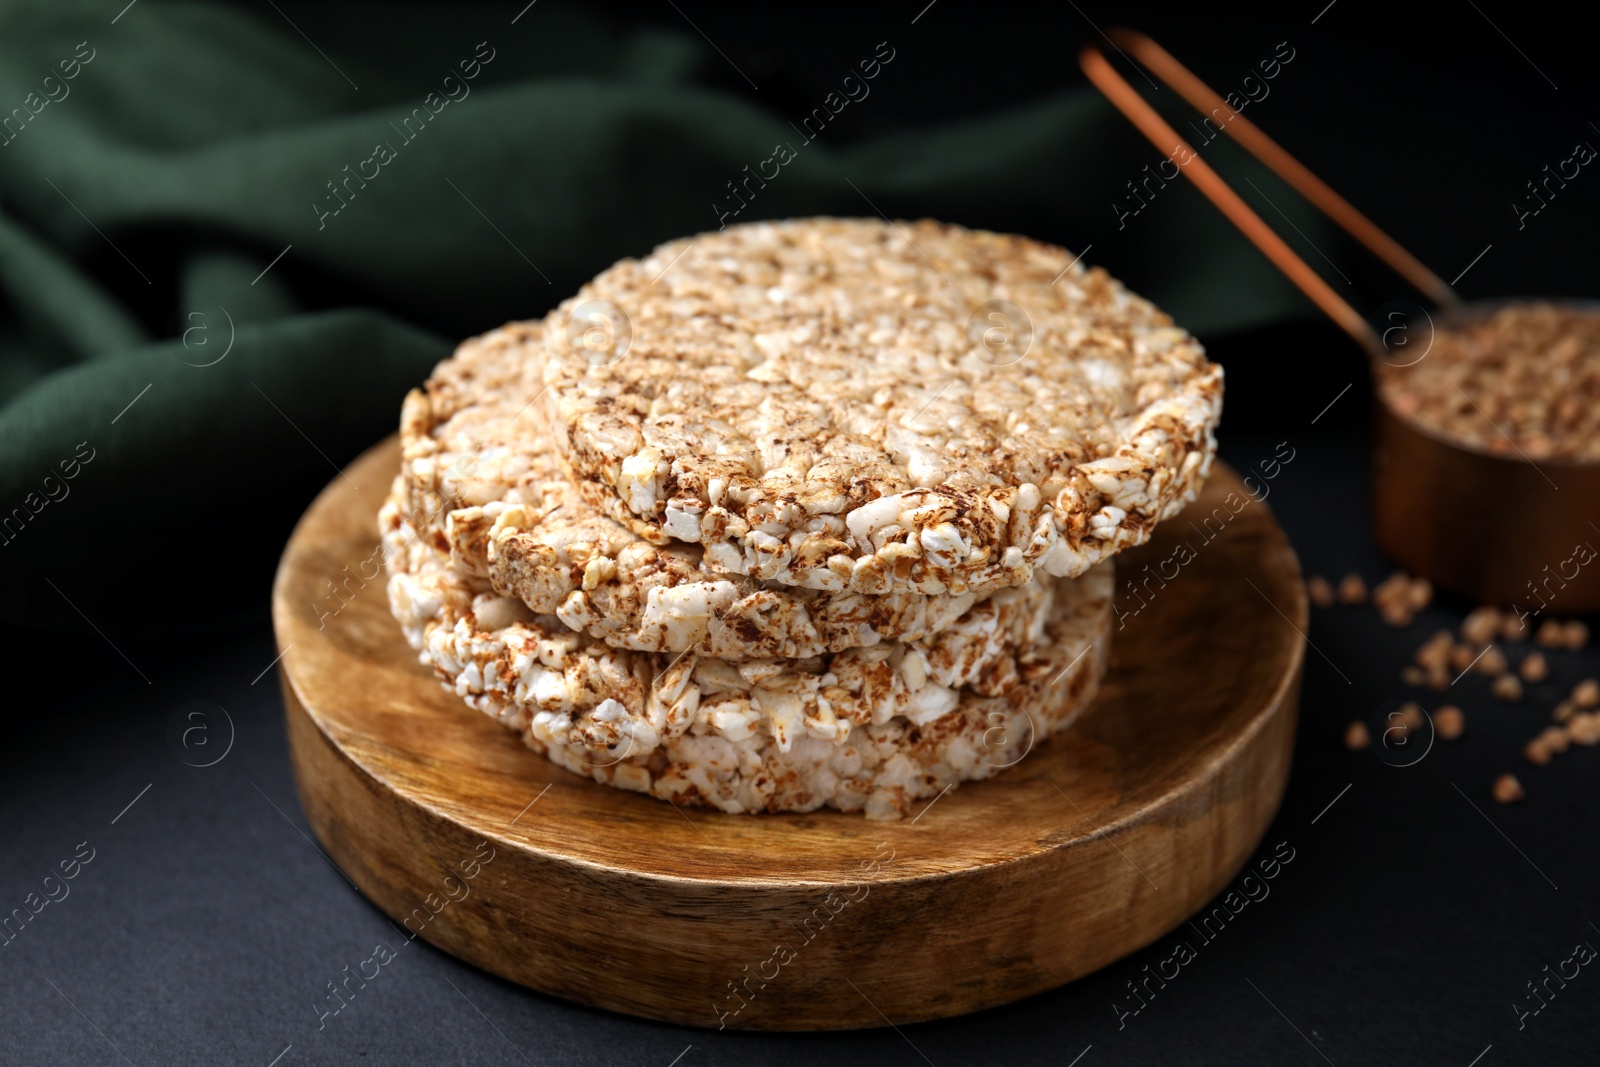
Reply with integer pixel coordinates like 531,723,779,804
271,437,1306,1031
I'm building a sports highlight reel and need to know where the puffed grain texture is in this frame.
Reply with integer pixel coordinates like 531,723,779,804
539,217,1221,597
380,490,1113,818
401,324,1011,660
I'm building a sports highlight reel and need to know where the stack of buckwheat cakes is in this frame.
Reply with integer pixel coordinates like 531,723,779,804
381,218,1221,818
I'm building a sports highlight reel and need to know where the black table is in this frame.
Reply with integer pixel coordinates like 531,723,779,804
7,3,1600,1060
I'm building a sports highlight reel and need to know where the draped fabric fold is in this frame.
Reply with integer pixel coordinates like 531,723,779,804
0,2,1313,633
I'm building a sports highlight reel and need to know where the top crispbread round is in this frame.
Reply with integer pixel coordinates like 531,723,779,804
539,217,1221,597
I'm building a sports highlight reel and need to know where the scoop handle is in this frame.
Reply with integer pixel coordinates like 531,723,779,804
1081,32,1458,358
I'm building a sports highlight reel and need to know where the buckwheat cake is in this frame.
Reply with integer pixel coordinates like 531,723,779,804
380,490,1113,818
538,217,1221,596
400,325,995,660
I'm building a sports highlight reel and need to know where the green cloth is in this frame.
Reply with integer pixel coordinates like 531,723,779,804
0,1,1313,634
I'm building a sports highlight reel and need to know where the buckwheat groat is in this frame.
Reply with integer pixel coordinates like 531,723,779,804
1376,301,1600,461
380,494,1113,817
539,217,1221,596
400,325,1007,660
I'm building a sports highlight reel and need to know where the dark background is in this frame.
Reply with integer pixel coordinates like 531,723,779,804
3,2,1598,1064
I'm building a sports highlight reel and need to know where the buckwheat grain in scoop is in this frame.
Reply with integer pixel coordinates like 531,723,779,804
1376,302,1600,461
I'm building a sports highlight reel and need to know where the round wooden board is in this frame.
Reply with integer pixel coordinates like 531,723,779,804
272,438,1305,1031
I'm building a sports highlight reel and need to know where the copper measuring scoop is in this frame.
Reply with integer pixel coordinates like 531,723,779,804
1082,30,1600,616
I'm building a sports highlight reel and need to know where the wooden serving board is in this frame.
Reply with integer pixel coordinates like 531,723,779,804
272,438,1305,1031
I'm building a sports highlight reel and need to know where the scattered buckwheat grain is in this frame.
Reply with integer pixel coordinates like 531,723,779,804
1411,643,1451,688
1416,631,1454,672
1406,577,1434,611
1379,601,1413,627
1492,674,1524,701
1535,619,1566,648
1476,645,1509,677
1566,712,1600,746
1373,572,1418,626
1434,705,1465,740
1566,621,1591,650
1396,702,1425,732
1462,607,1502,646
1325,566,1596,803
1537,725,1571,756
1344,721,1370,751
1493,774,1525,804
